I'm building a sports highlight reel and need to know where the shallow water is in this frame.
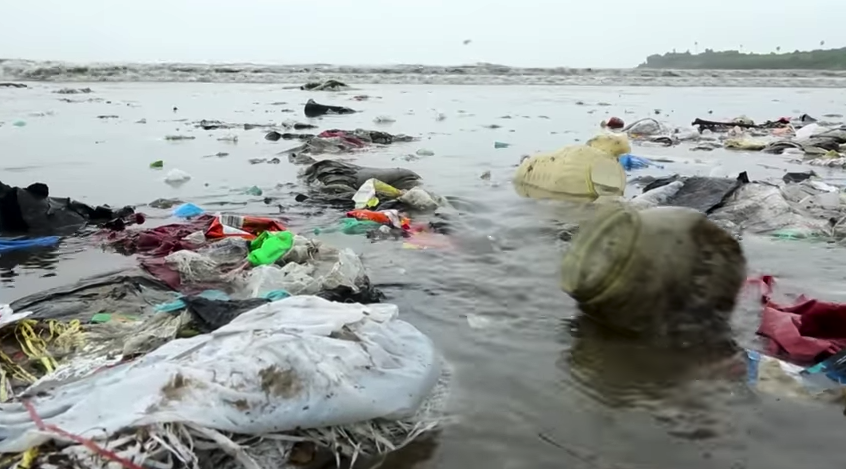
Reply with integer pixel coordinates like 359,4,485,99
3,83,846,468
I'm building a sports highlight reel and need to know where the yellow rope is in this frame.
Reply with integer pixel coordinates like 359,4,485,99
18,447,38,469
0,319,85,393
16,320,56,374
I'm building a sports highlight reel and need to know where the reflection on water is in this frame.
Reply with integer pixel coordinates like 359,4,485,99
561,315,761,446
0,242,62,281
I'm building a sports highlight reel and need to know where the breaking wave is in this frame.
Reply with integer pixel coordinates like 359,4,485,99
3,59,846,88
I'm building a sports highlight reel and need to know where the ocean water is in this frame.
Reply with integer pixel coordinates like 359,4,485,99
5,59,846,87
3,82,846,468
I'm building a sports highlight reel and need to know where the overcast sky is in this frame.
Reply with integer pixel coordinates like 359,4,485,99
1,0,841,68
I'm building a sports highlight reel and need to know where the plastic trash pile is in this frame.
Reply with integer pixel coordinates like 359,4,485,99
0,207,449,468
633,171,846,239
299,160,454,250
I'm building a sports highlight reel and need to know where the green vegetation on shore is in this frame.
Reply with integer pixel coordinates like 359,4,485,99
639,47,846,70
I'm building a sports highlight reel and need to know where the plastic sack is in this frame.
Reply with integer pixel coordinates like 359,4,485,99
513,136,628,201
398,187,439,211
0,296,441,453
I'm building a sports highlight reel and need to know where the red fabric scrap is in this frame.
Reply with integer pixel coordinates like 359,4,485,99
105,215,213,257
316,130,367,147
753,275,846,365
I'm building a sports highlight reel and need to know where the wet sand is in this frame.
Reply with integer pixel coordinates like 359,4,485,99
3,83,846,468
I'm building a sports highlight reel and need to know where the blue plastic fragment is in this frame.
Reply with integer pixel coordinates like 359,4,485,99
0,236,60,253
173,203,204,218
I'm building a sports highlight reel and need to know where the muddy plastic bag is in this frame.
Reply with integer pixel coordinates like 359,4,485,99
641,172,748,214
709,183,834,236
0,296,441,453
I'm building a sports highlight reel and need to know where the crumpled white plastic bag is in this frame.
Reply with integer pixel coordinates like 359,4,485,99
244,248,366,298
164,169,192,184
0,296,441,453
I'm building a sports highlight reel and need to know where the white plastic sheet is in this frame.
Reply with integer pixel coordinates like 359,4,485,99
0,305,32,327
0,296,441,453
630,181,684,210
794,123,829,141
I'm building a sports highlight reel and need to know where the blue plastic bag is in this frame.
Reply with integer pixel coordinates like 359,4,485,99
173,203,204,218
619,154,663,171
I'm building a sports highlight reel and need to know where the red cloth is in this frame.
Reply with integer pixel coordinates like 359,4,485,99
316,130,366,147
141,258,183,290
754,276,846,364
105,215,213,257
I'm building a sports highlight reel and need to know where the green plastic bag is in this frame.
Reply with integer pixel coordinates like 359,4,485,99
248,231,294,266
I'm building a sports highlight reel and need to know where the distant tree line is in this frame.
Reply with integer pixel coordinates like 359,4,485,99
638,47,846,70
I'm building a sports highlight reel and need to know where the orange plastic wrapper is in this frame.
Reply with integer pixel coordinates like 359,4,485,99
346,209,410,230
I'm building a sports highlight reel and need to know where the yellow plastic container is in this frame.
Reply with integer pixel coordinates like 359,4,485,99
561,206,747,339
